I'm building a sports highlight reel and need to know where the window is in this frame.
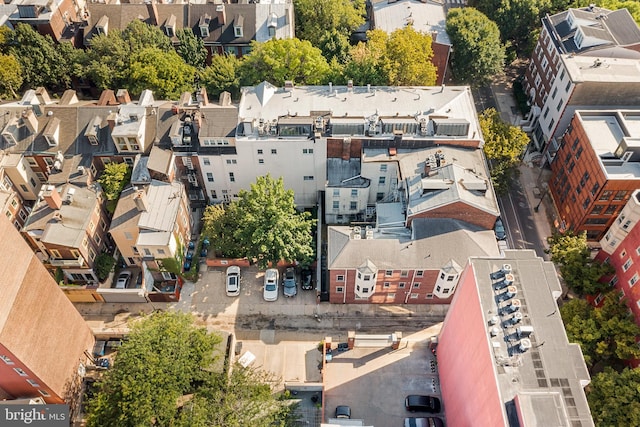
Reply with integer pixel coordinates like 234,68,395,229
556,98,564,111
413,283,420,288
333,189,340,197
636,245,640,256
575,147,583,160
436,285,441,292
303,148,314,154
39,390,50,397
257,149,263,155
271,149,277,154
443,288,450,294
226,159,237,164
630,274,639,287
621,249,627,258
201,158,210,166
336,286,344,293
610,276,618,286
336,275,345,282
210,190,217,199
551,87,558,99
157,249,165,255
623,259,633,272
426,293,434,299
385,270,393,277
600,190,613,201
351,189,358,197
410,294,419,299
398,282,406,288
591,182,600,196
204,173,213,182
447,275,455,281
548,119,555,132
350,201,357,210
543,107,550,119
380,164,387,172
49,249,61,258
376,192,384,201
416,270,424,277
27,379,40,387
82,237,89,248
234,25,243,38
303,176,314,181
565,81,571,92
143,248,152,256
378,176,386,185
14,368,27,376
258,159,264,164
0,355,14,365
229,172,235,182
401,270,409,277
614,191,628,201
332,201,339,209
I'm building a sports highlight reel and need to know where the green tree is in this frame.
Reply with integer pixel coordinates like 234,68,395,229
587,367,640,426
94,254,116,281
176,28,208,70
239,39,330,86
294,0,365,47
0,54,22,98
223,175,316,268
7,24,66,89
0,26,12,52
83,30,132,90
480,108,529,163
384,26,437,86
201,54,241,99
446,8,505,85
318,29,351,65
86,312,295,427
546,231,613,296
85,312,221,426
98,163,131,214
127,47,196,98
120,19,173,53
561,293,640,369
341,31,390,86
201,204,244,258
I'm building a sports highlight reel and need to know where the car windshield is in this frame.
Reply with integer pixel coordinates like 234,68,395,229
265,283,277,291
228,276,237,286
284,280,295,288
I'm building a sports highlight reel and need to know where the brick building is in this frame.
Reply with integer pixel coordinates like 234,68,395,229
549,110,640,240
0,215,94,405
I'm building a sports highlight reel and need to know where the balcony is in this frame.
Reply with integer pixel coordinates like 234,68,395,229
49,256,85,268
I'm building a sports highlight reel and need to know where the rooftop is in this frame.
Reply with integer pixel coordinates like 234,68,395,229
575,110,640,179
467,250,593,426
371,0,451,46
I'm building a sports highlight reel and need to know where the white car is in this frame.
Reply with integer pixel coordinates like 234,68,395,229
263,268,279,301
115,271,131,289
226,266,241,296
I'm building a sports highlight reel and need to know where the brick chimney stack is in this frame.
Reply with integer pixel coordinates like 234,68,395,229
42,185,62,210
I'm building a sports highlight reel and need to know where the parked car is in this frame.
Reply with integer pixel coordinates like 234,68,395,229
200,247,208,258
301,267,314,290
283,267,297,297
226,266,241,296
186,250,194,261
335,405,351,419
115,271,131,289
188,241,195,250
494,218,506,240
263,268,279,301
183,260,192,272
404,417,444,427
405,395,441,413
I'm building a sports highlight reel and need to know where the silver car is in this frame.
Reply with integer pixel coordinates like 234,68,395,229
263,268,279,301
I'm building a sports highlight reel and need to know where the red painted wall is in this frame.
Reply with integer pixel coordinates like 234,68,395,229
438,264,505,426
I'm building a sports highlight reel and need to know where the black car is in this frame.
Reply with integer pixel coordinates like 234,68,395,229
405,395,441,413
301,268,314,290
404,417,444,427
335,405,351,419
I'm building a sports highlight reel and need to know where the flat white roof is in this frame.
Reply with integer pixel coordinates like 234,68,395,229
372,0,451,45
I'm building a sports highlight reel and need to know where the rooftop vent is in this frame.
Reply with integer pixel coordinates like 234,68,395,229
518,338,532,352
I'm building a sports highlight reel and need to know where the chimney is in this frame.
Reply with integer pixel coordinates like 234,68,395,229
341,137,351,160
219,91,231,106
35,87,51,105
97,89,117,106
147,2,159,26
107,111,118,130
134,190,149,212
42,185,62,210
116,89,131,104
197,87,209,106
423,164,431,177
284,80,294,92
216,4,226,25
22,110,38,134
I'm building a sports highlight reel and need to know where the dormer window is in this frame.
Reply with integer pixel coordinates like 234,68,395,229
199,14,211,38
574,27,584,50
165,14,176,38
566,11,575,29
234,15,244,38
96,16,108,36
268,13,277,38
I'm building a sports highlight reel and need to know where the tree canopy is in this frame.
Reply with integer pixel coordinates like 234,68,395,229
0,54,22,99
99,163,131,214
546,231,613,296
200,54,242,100
127,47,196,98
85,311,296,427
479,108,529,194
587,367,640,426
561,293,640,370
176,28,208,70
294,0,365,48
446,8,505,86
202,175,316,268
240,39,330,86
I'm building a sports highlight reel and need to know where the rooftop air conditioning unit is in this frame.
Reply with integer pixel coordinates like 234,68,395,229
502,264,512,272
518,338,532,352
517,326,534,338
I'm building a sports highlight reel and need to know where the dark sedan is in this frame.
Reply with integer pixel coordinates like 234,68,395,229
405,395,441,413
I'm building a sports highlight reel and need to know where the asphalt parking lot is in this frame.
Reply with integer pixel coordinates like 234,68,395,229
323,325,444,426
